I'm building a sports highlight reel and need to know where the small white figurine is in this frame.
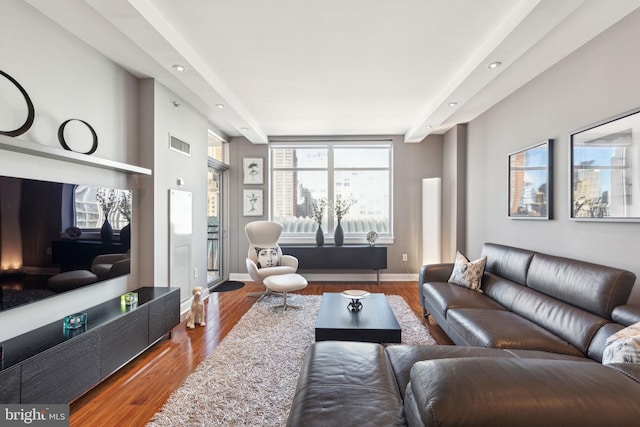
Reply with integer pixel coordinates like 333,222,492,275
186,287,206,329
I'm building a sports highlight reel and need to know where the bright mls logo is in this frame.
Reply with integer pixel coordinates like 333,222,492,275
1,405,69,426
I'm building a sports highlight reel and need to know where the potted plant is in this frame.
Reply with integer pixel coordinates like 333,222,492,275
311,198,327,246
333,196,352,246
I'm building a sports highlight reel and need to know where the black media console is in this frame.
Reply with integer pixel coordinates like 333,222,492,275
281,245,387,283
0,286,180,404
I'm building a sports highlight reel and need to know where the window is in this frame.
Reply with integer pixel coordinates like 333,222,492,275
208,129,228,164
74,185,130,230
270,139,392,242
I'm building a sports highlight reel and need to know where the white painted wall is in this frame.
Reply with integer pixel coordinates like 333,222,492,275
0,1,214,341
466,8,640,303
0,0,138,340
137,80,210,302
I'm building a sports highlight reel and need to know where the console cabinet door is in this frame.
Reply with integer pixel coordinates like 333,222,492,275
148,289,180,343
21,329,100,404
100,305,149,378
0,364,21,403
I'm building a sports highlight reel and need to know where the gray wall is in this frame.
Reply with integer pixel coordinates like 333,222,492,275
466,9,640,303
443,124,467,262
228,134,444,278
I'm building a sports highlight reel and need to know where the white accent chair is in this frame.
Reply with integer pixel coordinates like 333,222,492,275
91,251,131,280
245,221,298,299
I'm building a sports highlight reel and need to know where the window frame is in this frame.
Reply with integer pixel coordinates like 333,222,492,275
269,137,394,245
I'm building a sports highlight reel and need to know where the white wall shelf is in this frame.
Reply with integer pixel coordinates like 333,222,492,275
0,135,152,175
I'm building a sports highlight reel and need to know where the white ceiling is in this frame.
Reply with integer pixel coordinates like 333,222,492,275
24,0,640,143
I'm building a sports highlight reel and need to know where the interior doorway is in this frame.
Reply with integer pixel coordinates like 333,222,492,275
207,159,228,286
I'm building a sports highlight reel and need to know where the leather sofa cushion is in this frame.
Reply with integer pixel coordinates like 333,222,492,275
287,341,405,427
446,308,584,357
481,242,534,285
404,357,640,427
527,253,635,318
481,272,526,310
422,282,506,319
510,286,609,354
384,345,590,400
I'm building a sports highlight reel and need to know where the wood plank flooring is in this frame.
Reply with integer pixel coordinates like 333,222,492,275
69,280,450,427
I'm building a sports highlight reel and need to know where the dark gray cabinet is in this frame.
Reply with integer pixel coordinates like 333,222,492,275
100,305,149,377
281,245,387,283
0,286,179,404
149,288,180,343
21,329,101,404
0,364,21,403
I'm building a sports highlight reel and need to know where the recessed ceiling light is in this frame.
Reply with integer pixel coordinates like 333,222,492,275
216,104,225,109
488,61,502,69
173,64,186,72
425,125,432,129
448,102,458,107
241,127,249,132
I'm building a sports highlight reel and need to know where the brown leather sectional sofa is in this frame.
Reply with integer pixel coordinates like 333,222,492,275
287,243,640,426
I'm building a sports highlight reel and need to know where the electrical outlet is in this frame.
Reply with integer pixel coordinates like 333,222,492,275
402,253,408,262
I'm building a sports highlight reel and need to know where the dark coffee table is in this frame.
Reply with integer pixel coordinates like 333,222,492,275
315,292,401,343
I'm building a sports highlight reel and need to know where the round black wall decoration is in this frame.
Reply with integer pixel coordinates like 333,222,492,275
0,70,35,137
57,119,98,155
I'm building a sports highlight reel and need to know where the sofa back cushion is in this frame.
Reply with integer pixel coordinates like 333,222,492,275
510,286,609,354
526,253,635,319
481,243,534,286
481,272,524,310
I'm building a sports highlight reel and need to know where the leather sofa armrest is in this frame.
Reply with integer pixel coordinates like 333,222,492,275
418,264,454,311
419,263,454,284
612,304,640,326
404,357,640,427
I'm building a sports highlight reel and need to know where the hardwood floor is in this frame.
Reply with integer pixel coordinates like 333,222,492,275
69,280,450,427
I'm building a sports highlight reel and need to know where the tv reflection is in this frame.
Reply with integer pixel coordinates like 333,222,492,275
0,175,132,311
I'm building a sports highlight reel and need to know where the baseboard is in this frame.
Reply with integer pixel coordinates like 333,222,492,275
229,272,418,282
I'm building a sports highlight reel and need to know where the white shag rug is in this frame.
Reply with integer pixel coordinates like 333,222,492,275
147,293,436,427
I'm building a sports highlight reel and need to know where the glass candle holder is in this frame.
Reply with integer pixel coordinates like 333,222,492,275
63,313,87,330
121,292,138,306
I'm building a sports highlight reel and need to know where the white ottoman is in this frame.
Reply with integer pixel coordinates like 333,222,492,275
263,273,308,310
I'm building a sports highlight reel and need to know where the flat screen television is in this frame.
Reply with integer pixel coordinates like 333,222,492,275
0,175,132,312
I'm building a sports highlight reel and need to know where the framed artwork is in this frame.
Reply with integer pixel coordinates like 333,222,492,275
508,139,553,220
243,189,263,216
243,157,264,184
570,107,640,221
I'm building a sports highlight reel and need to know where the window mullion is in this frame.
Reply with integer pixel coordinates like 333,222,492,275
328,146,335,233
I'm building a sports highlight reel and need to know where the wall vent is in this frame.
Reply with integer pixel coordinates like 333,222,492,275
169,133,191,156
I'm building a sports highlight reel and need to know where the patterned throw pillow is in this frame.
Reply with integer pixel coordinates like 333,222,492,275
448,251,487,293
255,247,279,268
603,322,640,364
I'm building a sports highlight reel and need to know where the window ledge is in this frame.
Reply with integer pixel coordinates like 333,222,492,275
279,236,394,245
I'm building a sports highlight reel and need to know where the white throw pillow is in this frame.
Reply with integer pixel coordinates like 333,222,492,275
603,321,640,365
448,251,486,293
255,247,279,268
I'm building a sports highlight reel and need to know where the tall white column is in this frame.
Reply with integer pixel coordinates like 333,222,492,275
422,178,441,265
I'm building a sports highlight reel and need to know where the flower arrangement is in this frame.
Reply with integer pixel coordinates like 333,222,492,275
311,198,327,225
96,187,117,215
333,196,353,222
117,191,132,222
